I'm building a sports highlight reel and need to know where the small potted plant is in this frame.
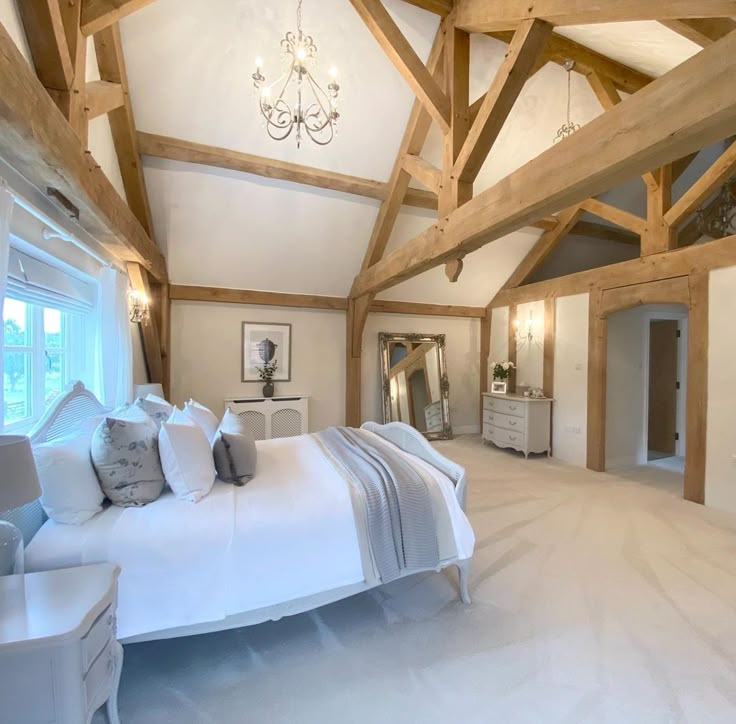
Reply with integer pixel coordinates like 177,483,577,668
490,360,515,394
256,360,278,398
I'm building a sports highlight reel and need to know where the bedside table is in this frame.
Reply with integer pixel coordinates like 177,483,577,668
0,563,123,724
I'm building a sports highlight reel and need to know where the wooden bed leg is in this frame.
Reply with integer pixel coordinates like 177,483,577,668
456,560,472,604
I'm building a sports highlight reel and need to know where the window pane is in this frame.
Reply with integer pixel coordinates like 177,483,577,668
44,351,65,406
3,298,30,346
3,351,31,424
44,308,64,349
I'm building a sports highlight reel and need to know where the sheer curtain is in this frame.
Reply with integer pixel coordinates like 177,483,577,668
0,182,15,427
95,266,132,408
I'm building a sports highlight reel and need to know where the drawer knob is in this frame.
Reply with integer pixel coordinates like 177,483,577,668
509,435,517,441
509,405,517,411
509,420,517,426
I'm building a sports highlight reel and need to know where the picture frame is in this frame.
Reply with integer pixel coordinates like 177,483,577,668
491,380,507,394
241,322,292,382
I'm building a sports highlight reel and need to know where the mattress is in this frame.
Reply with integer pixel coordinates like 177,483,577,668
25,433,474,639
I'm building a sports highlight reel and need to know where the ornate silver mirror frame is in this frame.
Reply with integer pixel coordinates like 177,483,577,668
378,332,452,440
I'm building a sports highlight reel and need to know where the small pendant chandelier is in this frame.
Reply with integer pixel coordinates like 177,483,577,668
252,0,340,148
697,177,736,239
553,60,581,144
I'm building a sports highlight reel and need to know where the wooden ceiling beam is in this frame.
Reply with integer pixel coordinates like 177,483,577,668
398,0,453,16
569,220,640,246
350,31,736,298
503,205,585,289
456,1,736,33
665,140,736,228
16,0,74,91
81,0,158,36
137,131,437,211
454,19,552,183
95,24,155,237
0,22,165,279
581,199,648,236
127,262,163,384
85,80,124,119
349,0,451,132
402,154,442,195
660,18,736,46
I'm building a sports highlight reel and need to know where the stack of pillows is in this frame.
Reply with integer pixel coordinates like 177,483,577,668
32,396,257,526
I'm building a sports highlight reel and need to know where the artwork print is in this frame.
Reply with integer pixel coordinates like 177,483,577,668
242,322,292,382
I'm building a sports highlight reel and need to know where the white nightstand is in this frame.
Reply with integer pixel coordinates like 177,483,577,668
0,563,123,724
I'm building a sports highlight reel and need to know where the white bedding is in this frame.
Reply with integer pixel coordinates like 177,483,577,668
25,433,474,639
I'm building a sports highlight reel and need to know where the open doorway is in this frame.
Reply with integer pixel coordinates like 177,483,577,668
605,304,687,491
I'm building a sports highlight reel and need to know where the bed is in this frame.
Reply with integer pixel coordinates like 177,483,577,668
3,383,474,644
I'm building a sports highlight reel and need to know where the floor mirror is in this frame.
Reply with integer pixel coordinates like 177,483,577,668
378,332,452,440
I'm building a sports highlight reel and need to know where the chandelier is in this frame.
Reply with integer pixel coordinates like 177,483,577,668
697,177,736,239
553,60,581,144
252,0,340,148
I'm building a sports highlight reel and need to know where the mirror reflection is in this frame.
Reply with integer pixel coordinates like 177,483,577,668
379,333,451,440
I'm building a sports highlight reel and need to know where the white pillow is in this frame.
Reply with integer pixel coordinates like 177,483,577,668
183,399,219,443
167,407,191,425
146,393,170,406
159,420,216,503
33,426,105,525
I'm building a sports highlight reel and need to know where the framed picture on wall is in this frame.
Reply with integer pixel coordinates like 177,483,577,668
242,322,292,382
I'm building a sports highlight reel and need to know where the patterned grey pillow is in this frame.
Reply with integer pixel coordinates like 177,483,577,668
91,407,165,507
212,410,257,484
215,432,257,486
134,397,173,431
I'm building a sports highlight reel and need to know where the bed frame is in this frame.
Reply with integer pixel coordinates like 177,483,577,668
0,382,472,644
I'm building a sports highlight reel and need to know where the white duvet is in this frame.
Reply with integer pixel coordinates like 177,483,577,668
25,433,474,639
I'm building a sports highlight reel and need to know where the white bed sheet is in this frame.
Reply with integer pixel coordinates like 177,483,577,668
25,433,473,639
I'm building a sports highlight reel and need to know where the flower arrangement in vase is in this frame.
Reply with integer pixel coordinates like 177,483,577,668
256,360,278,398
490,360,515,394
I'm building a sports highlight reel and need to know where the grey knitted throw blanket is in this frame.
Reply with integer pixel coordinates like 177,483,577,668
315,427,439,583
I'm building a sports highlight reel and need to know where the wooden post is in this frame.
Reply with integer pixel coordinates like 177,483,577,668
685,272,708,504
508,303,518,393
480,307,491,417
643,165,675,255
543,297,555,398
586,289,607,471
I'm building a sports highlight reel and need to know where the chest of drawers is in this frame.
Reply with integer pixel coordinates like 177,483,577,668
482,393,552,459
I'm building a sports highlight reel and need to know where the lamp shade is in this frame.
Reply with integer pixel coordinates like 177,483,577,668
133,383,165,401
0,435,42,511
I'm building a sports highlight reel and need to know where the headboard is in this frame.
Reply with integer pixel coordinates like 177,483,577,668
0,381,108,545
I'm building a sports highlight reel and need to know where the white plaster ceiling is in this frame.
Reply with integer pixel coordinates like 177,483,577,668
118,1,704,305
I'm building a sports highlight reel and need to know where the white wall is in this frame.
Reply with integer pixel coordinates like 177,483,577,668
705,266,736,512
515,299,544,389
363,314,481,434
552,294,589,466
170,301,345,432
489,306,509,367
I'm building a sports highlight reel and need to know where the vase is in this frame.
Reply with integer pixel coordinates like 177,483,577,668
263,380,275,398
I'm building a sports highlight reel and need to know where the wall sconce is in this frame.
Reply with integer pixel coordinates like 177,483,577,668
128,289,150,324
514,310,538,346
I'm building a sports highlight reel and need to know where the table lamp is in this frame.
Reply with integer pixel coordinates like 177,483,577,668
0,435,42,576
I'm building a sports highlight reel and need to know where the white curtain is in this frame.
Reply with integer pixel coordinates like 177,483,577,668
0,182,15,429
95,266,132,408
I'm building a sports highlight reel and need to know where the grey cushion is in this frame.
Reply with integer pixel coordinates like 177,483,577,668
134,397,173,431
91,406,166,507
212,410,256,484
215,432,257,485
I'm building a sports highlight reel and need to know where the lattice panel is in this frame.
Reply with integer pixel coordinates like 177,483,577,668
45,396,103,442
271,408,303,439
238,410,267,441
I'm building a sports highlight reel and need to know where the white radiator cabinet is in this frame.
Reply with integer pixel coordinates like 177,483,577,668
481,393,552,459
225,396,309,440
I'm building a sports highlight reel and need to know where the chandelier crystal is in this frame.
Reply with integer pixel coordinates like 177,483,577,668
553,60,581,144
697,177,736,239
252,0,340,148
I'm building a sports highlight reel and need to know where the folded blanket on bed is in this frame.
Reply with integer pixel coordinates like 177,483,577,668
314,427,439,583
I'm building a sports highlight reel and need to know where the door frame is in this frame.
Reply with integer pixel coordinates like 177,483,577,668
587,274,709,503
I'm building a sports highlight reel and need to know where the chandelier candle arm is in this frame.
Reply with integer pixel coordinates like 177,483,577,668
253,0,341,148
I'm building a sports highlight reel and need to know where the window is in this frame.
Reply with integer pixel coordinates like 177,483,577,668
2,298,81,431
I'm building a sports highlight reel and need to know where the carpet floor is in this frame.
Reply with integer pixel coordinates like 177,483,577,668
96,436,736,724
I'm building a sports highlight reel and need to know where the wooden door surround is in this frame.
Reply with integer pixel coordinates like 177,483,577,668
587,275,708,503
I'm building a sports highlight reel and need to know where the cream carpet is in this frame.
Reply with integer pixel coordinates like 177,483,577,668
97,436,736,724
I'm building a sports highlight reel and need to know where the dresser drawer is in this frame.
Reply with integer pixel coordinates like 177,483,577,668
85,638,115,714
484,396,526,418
489,426,525,449
82,604,114,671
483,410,526,433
